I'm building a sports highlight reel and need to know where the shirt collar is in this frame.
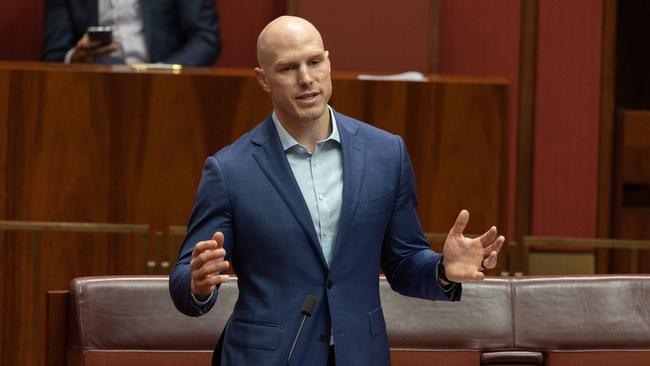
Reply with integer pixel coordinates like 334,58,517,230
272,106,340,152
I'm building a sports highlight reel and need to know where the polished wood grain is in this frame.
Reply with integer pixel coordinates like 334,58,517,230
0,221,149,366
611,110,650,273
596,0,618,274
332,77,510,235
525,235,650,274
44,291,68,366
0,59,8,366
0,61,508,366
514,0,538,274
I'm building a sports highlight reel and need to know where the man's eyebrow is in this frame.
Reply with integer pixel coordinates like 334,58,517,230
275,60,296,68
308,51,325,59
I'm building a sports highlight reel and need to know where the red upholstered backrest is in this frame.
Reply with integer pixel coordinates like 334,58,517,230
65,275,650,366
513,276,650,351
380,277,514,351
67,276,238,366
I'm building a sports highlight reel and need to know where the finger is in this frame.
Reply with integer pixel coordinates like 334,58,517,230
191,240,220,259
204,274,231,286
449,209,469,236
84,40,102,49
462,269,485,282
482,235,505,256
212,232,224,248
483,251,499,269
87,43,119,56
446,263,486,283
191,248,226,270
471,270,485,281
195,273,231,285
76,33,91,48
192,260,230,280
476,226,497,247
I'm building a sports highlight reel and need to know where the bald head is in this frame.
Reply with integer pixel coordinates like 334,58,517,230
256,16,325,69
253,16,332,131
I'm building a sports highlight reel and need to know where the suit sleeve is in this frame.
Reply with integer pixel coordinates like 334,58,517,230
169,156,234,316
162,0,221,66
43,0,77,61
380,136,461,301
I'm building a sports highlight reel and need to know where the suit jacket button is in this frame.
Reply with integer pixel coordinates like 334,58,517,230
319,334,329,342
326,279,334,289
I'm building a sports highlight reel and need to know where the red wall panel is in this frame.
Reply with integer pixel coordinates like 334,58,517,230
295,0,433,73
532,0,602,237
438,0,521,238
0,0,43,60
214,0,286,68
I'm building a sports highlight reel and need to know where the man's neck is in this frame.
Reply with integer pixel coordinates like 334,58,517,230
277,111,331,153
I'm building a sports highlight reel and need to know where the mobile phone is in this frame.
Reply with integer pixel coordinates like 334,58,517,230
87,26,113,46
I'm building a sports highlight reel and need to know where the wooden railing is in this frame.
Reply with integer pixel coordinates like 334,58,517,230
0,221,149,366
524,235,650,274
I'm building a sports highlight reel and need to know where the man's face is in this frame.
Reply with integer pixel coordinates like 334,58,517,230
256,31,332,127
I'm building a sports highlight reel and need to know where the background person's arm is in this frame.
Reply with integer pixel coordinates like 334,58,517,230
43,0,77,61
163,0,221,66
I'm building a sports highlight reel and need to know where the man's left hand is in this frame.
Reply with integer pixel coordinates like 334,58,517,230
442,209,504,282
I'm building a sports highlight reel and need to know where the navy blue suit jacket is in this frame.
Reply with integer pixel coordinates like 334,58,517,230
170,111,460,366
43,0,220,66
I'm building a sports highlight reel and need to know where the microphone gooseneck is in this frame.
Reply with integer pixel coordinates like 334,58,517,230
286,295,317,366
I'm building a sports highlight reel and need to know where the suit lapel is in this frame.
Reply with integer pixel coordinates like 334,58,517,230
330,112,365,269
88,0,98,26
251,117,328,271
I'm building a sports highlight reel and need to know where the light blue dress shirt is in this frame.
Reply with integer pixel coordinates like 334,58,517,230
191,107,342,307
272,107,343,267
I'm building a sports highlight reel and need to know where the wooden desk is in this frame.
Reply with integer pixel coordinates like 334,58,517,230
0,61,508,366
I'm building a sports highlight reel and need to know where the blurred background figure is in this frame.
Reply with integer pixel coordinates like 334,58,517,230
42,0,221,66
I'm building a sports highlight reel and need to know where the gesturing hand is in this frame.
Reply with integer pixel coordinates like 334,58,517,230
443,210,504,282
190,232,231,297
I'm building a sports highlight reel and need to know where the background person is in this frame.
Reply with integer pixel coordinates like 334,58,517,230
42,0,221,66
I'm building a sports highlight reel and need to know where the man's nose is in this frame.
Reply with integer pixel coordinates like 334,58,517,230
297,65,313,87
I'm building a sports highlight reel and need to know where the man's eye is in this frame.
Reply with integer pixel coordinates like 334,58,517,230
310,60,321,66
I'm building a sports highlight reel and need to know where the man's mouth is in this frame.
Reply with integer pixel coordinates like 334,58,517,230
296,91,320,102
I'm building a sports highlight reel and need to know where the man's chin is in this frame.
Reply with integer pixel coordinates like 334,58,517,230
296,105,328,122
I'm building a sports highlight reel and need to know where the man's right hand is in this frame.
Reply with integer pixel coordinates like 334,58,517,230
70,33,119,63
190,231,230,297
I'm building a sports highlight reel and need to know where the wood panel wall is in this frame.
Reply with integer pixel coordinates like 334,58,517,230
612,110,650,272
531,0,603,237
294,0,436,73
0,62,508,366
438,0,522,241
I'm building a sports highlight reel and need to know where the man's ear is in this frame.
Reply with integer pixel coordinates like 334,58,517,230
324,50,332,69
254,67,270,92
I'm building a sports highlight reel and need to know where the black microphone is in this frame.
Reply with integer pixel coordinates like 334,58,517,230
286,294,317,366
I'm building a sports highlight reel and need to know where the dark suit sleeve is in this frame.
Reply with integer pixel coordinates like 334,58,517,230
169,156,234,316
43,0,78,61
380,135,461,301
162,0,221,66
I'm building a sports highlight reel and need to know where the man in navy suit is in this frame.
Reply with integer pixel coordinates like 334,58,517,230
42,0,220,66
170,16,504,365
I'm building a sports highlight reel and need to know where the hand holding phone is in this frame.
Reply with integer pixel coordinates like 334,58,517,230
70,27,118,63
